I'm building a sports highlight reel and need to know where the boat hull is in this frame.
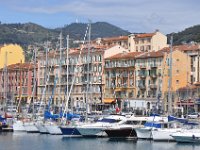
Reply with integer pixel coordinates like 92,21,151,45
171,132,200,143
152,129,181,141
105,127,136,138
60,126,82,137
45,125,62,135
77,127,106,137
24,122,39,133
135,127,152,139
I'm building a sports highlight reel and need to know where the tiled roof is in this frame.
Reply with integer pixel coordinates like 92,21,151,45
135,51,165,59
106,52,143,60
160,44,200,52
135,33,155,38
6,62,36,70
102,36,128,42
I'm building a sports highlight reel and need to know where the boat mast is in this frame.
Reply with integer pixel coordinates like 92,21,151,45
85,21,91,121
59,32,63,114
33,48,37,118
66,35,69,112
168,35,173,115
3,51,8,113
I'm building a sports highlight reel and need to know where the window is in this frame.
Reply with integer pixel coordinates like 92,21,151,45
98,65,102,72
136,46,138,51
141,39,145,43
140,46,144,51
94,66,97,72
98,55,102,62
147,45,151,51
176,80,179,84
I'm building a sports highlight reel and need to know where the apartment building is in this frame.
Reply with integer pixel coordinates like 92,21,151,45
128,30,168,52
0,44,25,69
95,36,128,49
0,63,35,104
103,48,190,113
171,44,200,85
104,52,142,108
135,49,190,112
37,44,128,111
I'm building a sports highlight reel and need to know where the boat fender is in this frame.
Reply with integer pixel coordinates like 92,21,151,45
192,135,195,139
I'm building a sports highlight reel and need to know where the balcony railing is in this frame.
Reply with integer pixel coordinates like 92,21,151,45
138,83,146,90
139,72,146,78
149,84,157,89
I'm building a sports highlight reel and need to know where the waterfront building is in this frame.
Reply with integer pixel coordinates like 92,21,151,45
104,49,190,114
37,44,128,112
104,51,142,110
95,36,128,49
0,62,35,105
176,84,200,113
135,49,190,112
0,44,25,68
128,30,168,52
163,44,200,113
171,44,200,85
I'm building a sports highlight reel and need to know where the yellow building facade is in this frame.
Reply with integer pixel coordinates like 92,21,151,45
0,44,25,68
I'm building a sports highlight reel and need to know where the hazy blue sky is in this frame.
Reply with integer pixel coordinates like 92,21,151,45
1,0,199,34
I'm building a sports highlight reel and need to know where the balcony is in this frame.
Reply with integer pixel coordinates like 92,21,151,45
138,83,146,90
49,72,54,76
150,64,158,68
150,72,157,78
139,72,146,78
110,74,116,78
149,84,157,89
140,65,146,69
122,73,128,78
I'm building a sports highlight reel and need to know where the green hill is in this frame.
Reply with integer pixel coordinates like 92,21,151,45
0,22,130,47
167,25,200,45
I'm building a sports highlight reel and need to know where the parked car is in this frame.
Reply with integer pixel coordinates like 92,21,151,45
188,112,199,119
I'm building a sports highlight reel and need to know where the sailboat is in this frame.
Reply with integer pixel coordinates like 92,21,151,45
151,35,186,141
60,29,88,137
44,33,64,135
23,49,39,133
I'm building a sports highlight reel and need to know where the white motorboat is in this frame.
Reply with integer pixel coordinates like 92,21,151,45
104,116,149,138
76,115,127,137
152,115,189,141
135,116,168,139
171,128,200,143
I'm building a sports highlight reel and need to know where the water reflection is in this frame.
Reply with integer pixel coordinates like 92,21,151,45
0,133,200,150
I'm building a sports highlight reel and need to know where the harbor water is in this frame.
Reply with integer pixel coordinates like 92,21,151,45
0,132,200,150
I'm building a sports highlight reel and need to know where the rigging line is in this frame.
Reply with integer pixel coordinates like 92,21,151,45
16,49,35,114
62,23,90,116
37,47,59,116
38,49,56,116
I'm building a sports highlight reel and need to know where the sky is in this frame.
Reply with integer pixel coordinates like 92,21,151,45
0,0,200,34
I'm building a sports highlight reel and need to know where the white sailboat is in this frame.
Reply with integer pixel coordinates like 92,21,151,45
151,35,183,141
43,32,64,135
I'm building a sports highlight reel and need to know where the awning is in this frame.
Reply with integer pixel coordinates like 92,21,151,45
103,98,115,104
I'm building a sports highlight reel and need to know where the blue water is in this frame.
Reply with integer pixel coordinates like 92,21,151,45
0,132,200,150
